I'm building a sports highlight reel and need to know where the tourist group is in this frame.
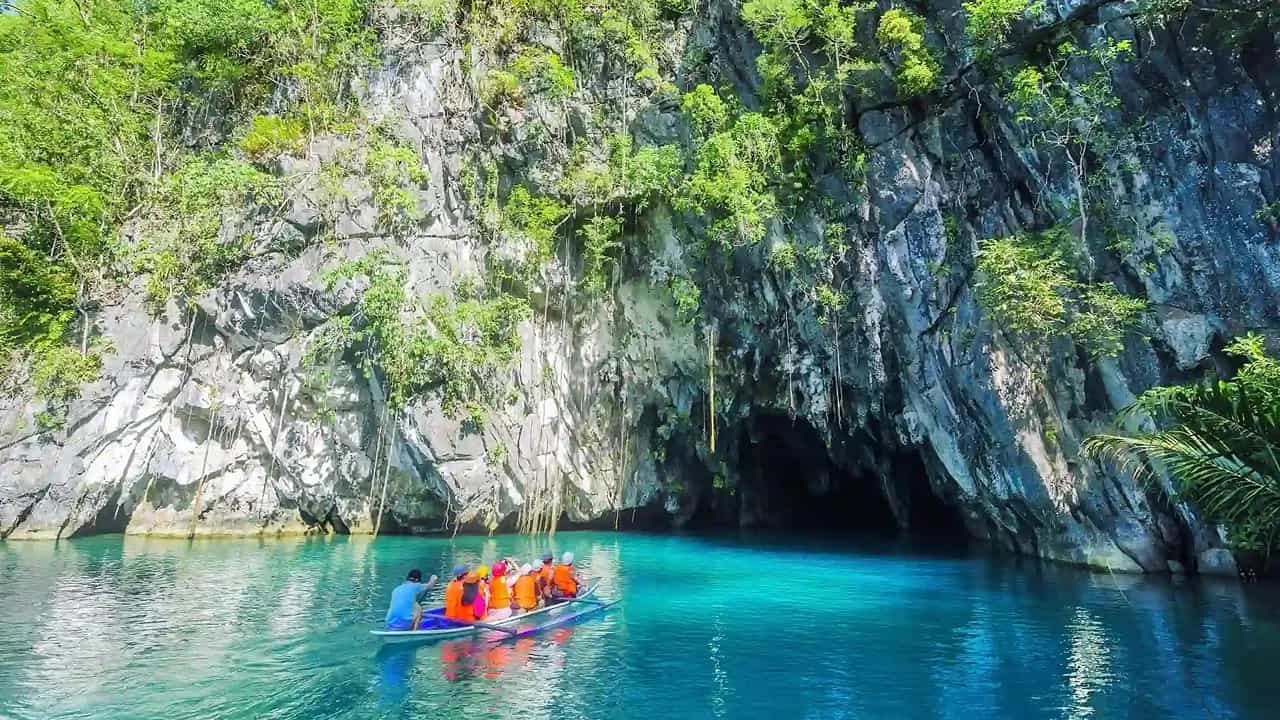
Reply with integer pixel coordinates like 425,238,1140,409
384,551,585,631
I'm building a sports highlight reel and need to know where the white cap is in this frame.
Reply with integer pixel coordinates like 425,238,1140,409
562,551,574,565
521,563,533,575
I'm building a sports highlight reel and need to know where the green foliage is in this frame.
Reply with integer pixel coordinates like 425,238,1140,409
579,215,624,296
768,241,798,273
1084,334,1280,556
394,0,458,36
671,277,701,323
134,156,282,310
737,0,873,189
877,8,940,97
677,113,781,246
0,0,173,270
32,345,100,405
1006,38,1133,227
501,186,572,273
365,136,427,230
1069,285,1148,358
510,48,576,100
975,233,1146,356
815,283,845,325
481,69,522,109
741,0,812,53
0,234,78,355
975,235,1071,340
0,0,372,392
559,134,682,209
30,342,102,429
1256,202,1280,224
324,256,531,415
681,85,729,138
239,115,306,160
963,0,1037,54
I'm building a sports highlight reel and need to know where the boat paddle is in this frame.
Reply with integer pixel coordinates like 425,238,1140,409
437,617,519,636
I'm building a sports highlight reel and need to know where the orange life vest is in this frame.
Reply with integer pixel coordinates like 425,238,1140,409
538,563,555,595
459,578,481,621
444,579,465,620
514,574,539,610
490,575,511,609
553,564,578,596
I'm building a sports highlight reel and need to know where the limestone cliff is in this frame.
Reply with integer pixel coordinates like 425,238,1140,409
2,0,1276,574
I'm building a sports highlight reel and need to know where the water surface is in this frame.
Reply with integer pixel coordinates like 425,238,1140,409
1,531,1277,719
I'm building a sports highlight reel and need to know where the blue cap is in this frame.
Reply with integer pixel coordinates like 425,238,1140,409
542,552,554,563
453,564,468,578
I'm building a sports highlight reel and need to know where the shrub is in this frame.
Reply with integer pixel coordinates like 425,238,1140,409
0,234,78,355
482,69,522,109
135,156,282,310
741,0,812,51
681,84,729,137
559,134,681,208
395,0,457,35
579,215,623,296
963,0,1036,53
239,115,306,160
510,48,576,100
815,282,844,325
366,136,427,229
501,186,571,272
671,277,701,323
975,234,1146,355
323,257,531,417
877,8,940,97
768,241,797,273
677,113,781,246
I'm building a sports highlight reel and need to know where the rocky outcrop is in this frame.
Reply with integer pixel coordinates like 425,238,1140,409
2,2,1276,575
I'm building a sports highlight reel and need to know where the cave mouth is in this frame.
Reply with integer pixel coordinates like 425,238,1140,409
714,413,969,544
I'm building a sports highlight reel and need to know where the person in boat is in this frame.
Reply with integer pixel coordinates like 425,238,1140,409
471,565,490,619
487,560,515,621
385,568,438,631
444,564,472,622
457,568,484,622
512,563,541,614
550,551,584,600
537,552,556,600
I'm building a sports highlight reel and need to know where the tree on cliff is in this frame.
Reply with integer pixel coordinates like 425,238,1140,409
1083,334,1280,559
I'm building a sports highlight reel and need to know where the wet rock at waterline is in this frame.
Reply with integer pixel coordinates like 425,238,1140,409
4,2,1278,577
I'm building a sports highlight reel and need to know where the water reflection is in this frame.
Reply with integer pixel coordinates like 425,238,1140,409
1063,607,1111,719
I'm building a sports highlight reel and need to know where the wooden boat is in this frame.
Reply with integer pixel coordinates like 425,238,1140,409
371,581,602,644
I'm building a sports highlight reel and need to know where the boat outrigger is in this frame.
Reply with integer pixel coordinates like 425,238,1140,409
371,581,615,644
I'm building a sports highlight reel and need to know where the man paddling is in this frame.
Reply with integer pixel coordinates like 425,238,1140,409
385,569,438,631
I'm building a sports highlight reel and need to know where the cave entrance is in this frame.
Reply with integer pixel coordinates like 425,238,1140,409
731,414,968,542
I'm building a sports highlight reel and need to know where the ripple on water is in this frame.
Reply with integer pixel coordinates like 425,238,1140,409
3,532,1280,720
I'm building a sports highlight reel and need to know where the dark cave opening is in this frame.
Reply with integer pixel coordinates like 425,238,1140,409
703,413,969,543
739,414,897,531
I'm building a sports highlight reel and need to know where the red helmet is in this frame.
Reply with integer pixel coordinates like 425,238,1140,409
492,560,507,577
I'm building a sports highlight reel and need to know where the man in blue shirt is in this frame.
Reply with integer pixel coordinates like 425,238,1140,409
385,568,438,631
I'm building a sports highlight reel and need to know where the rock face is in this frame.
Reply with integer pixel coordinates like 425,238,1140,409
1,2,1275,575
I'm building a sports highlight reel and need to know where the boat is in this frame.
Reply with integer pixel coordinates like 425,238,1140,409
371,581,604,644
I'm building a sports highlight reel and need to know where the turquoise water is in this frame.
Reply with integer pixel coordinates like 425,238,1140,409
2,531,1278,719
